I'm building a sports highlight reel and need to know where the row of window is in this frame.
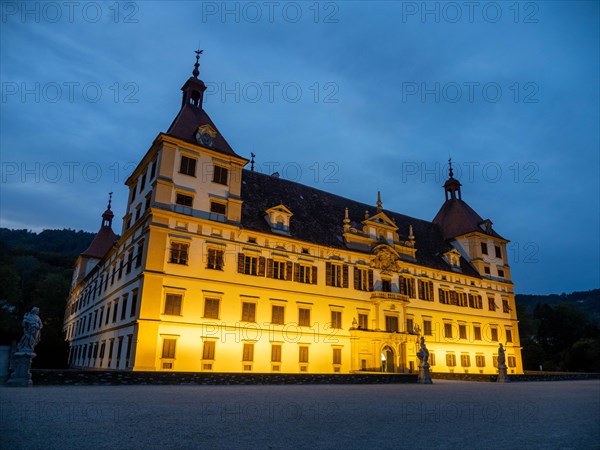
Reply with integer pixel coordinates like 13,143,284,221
422,320,513,343
164,296,343,328
175,192,227,217
160,338,343,371
68,240,144,317
69,334,133,369
67,291,138,339
179,155,229,186
443,353,516,369
481,242,503,259
130,159,157,204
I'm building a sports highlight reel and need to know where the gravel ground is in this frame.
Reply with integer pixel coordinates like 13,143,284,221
1,380,599,449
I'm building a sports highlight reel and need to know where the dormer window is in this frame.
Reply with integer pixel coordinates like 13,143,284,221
443,249,462,271
264,204,293,235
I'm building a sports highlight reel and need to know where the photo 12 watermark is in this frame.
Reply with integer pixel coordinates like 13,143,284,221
401,82,539,104
1,1,140,24
1,82,140,104
400,2,540,24
200,1,340,24
203,81,340,105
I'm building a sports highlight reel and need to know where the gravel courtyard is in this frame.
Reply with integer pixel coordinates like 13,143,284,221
1,380,599,449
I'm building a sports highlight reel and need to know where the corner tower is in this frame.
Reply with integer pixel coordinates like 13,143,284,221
432,159,511,282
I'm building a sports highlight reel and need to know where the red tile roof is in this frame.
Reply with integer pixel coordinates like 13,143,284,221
432,198,504,240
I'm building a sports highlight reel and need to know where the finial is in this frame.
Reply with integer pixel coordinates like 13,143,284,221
343,207,351,231
364,210,369,220
193,49,203,78
376,191,383,212
448,157,454,179
409,224,415,242
107,192,113,210
250,152,256,172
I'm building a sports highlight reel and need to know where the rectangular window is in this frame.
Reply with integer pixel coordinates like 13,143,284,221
210,201,226,215
130,291,138,317
135,241,144,268
179,155,197,176
332,348,342,365
430,352,436,366
459,324,467,339
162,338,176,359
468,294,483,309
491,328,499,342
461,354,471,367
439,289,449,305
169,242,189,265
118,258,124,279
105,304,111,325
202,341,215,360
506,329,513,343
112,300,118,323
213,165,229,185
120,296,128,320
273,260,286,280
508,356,516,368
176,193,193,207
331,311,342,329
502,299,510,313
140,173,147,192
484,266,491,274
385,315,399,333
488,296,497,311
423,320,432,336
444,323,453,338
358,313,369,330
271,344,282,363
207,248,224,270
418,280,434,301
495,245,502,258
446,353,456,367
242,302,256,322
150,160,157,179
299,308,311,327
498,269,505,278
406,318,414,334
400,277,416,298
474,325,482,340
126,250,134,274
204,298,220,319
327,263,343,287
355,268,370,291
298,264,312,283
271,305,285,325
381,279,392,292
476,355,485,367
242,343,254,362
164,294,182,315
243,255,258,275
481,242,488,255
299,346,309,363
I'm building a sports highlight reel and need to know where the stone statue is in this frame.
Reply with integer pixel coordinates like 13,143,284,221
16,307,43,354
7,307,42,386
497,343,506,368
416,336,429,365
496,342,509,383
416,336,432,384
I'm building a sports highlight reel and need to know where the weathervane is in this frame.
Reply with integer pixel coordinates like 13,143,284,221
448,157,454,179
193,49,204,78
250,152,256,171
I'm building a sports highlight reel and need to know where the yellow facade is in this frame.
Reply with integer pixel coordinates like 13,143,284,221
63,60,523,375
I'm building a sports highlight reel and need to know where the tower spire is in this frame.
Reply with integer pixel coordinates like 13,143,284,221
102,192,114,228
443,158,462,201
193,49,203,78
376,191,383,212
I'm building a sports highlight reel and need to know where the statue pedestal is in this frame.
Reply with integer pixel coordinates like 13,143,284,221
6,352,35,387
497,365,510,383
417,362,433,384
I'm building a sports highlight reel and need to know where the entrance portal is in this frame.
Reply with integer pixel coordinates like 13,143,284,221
382,346,395,373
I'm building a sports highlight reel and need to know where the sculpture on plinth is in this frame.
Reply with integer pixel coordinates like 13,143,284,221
416,336,433,384
7,307,43,387
496,343,509,383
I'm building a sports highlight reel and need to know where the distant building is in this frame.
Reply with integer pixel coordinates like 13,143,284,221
64,53,522,374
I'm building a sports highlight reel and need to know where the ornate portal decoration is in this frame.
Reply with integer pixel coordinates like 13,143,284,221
370,245,402,274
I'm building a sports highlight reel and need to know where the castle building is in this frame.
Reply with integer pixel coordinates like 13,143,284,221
63,53,523,374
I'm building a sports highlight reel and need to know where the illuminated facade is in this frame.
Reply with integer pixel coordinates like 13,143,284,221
64,54,523,374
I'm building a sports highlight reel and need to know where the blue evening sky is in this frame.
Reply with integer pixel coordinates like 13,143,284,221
1,1,598,294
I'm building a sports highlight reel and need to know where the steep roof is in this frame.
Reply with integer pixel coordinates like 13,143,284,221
432,198,504,241
166,104,240,158
80,225,117,259
240,170,480,277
